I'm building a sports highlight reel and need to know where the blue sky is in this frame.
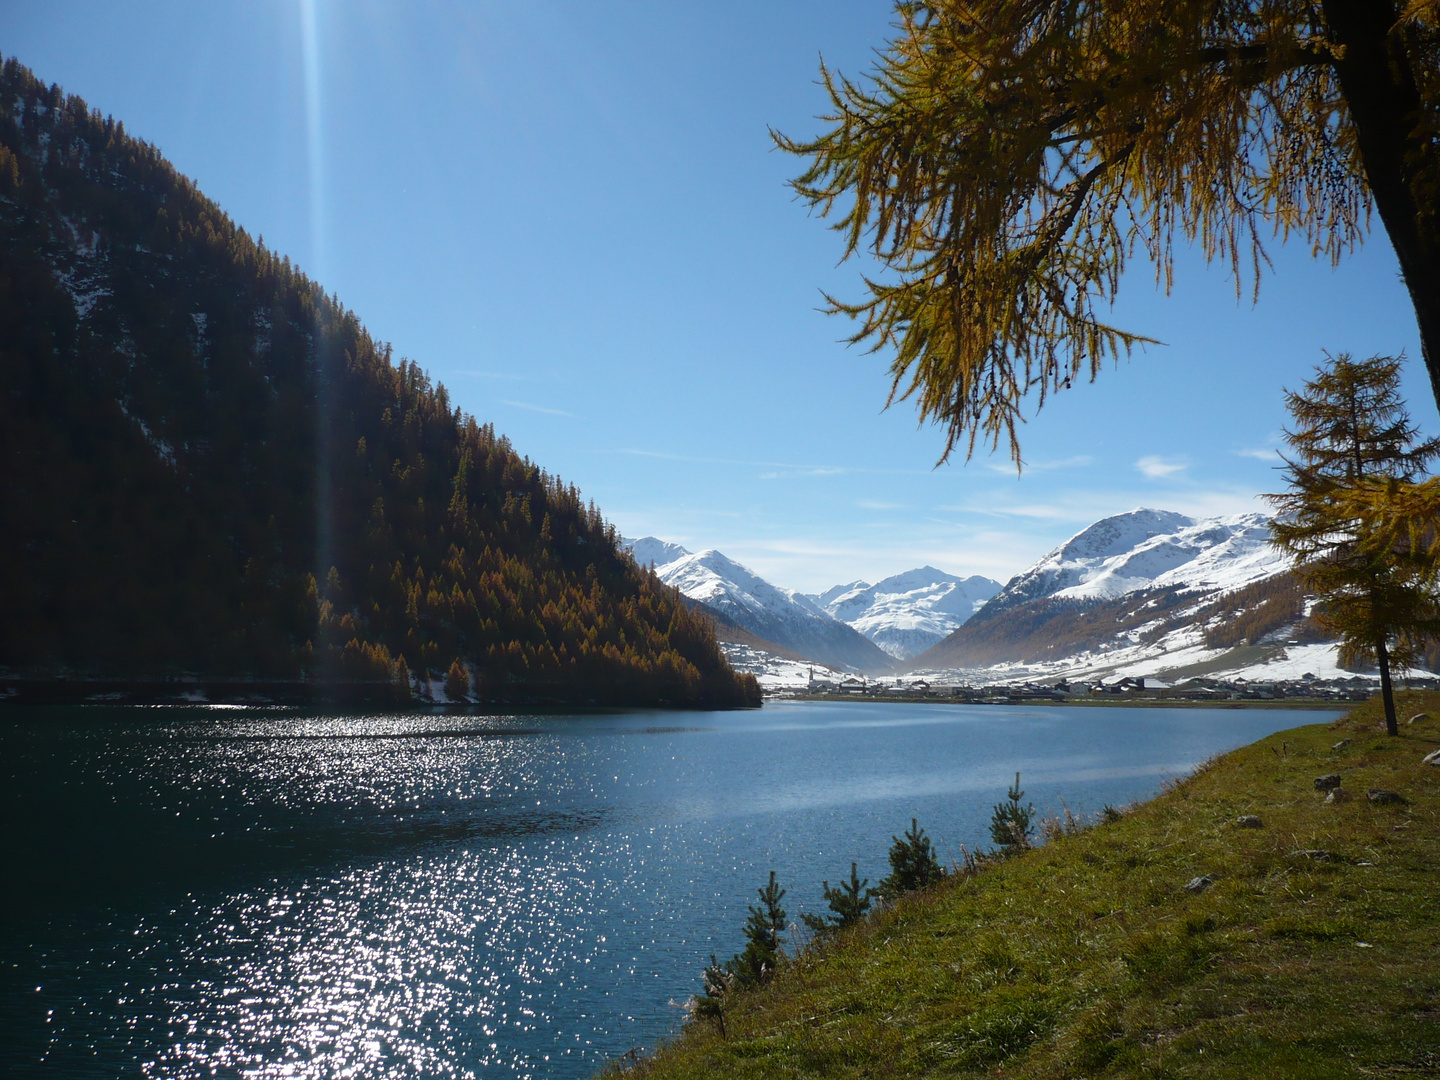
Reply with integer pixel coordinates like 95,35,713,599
4,0,1430,592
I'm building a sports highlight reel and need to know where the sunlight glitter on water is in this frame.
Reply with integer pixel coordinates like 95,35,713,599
1,702,1340,1078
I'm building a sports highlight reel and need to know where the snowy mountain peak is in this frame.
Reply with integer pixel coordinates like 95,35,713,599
1052,508,1195,563
812,580,870,608
813,566,1003,660
980,508,1284,618
621,536,692,569
641,547,895,673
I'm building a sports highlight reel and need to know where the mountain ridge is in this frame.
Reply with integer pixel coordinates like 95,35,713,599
620,540,896,674
0,57,757,707
811,566,1002,659
910,508,1300,675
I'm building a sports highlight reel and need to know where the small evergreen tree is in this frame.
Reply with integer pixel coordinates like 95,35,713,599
1269,354,1440,736
443,658,470,701
878,818,944,899
391,655,412,701
801,861,875,937
989,772,1035,853
728,870,787,988
689,954,732,1037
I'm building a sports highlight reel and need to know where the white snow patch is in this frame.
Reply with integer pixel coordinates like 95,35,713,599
118,401,178,469
720,642,844,691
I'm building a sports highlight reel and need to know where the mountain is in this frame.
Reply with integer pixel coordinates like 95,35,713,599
977,509,1278,614
621,540,896,674
626,537,693,569
912,509,1297,673
813,567,1002,659
0,58,757,708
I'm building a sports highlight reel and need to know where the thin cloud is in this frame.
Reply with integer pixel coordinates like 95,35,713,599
612,448,928,476
958,503,1074,520
501,399,575,418
857,499,904,510
1236,447,1283,461
1135,455,1187,479
759,467,848,480
454,369,525,382
984,454,1094,475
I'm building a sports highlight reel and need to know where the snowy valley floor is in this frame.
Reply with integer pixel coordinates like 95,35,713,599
721,638,1381,696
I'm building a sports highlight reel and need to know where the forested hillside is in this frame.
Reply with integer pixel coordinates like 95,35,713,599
0,57,758,707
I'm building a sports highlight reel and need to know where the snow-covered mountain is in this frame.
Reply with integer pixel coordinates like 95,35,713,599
980,509,1283,617
810,567,1002,659
627,536,692,569
620,539,895,673
913,508,1307,675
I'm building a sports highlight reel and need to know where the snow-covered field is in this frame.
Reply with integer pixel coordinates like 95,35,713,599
911,638,1361,688
718,643,845,691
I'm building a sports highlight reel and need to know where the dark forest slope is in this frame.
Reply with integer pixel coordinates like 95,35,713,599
0,57,757,707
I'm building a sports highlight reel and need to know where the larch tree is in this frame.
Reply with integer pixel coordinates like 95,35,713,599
776,1,1440,464
1269,353,1440,736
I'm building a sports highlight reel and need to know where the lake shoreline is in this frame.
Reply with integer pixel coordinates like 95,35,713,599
770,690,1370,710
0,676,758,711
1,700,1343,1079
614,693,1440,1079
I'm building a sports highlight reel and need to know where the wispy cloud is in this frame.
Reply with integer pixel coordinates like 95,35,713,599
955,503,1075,520
1235,431,1285,462
1135,455,1187,479
759,467,847,480
501,399,575,418
612,448,928,476
454,369,525,382
857,499,903,510
983,454,1094,475
1236,446,1283,462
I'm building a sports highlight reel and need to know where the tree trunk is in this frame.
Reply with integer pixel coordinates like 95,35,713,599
1323,0,1440,406
1376,637,1399,736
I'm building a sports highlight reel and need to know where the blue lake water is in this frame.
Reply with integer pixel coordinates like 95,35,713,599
0,701,1340,1078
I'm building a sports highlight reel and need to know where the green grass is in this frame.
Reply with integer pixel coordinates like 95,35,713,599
606,692,1440,1080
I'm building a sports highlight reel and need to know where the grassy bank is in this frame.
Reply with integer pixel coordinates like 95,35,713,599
610,693,1440,1079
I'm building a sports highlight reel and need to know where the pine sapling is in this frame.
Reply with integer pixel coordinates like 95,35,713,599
729,870,787,989
801,862,875,937
688,954,732,1037
989,772,1035,853
878,818,944,899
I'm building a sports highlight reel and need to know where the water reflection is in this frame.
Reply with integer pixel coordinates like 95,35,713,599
1,701,1338,1078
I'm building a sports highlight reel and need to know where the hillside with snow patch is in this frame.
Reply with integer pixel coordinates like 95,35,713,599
912,509,1327,677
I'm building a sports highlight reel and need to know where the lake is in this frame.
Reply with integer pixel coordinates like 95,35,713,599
0,701,1340,1078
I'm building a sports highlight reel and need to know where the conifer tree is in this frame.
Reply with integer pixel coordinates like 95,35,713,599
989,773,1036,854
801,862,876,937
777,2,1440,463
1269,354,1440,735
690,955,732,1037
878,818,944,899
443,658,470,702
728,870,788,988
